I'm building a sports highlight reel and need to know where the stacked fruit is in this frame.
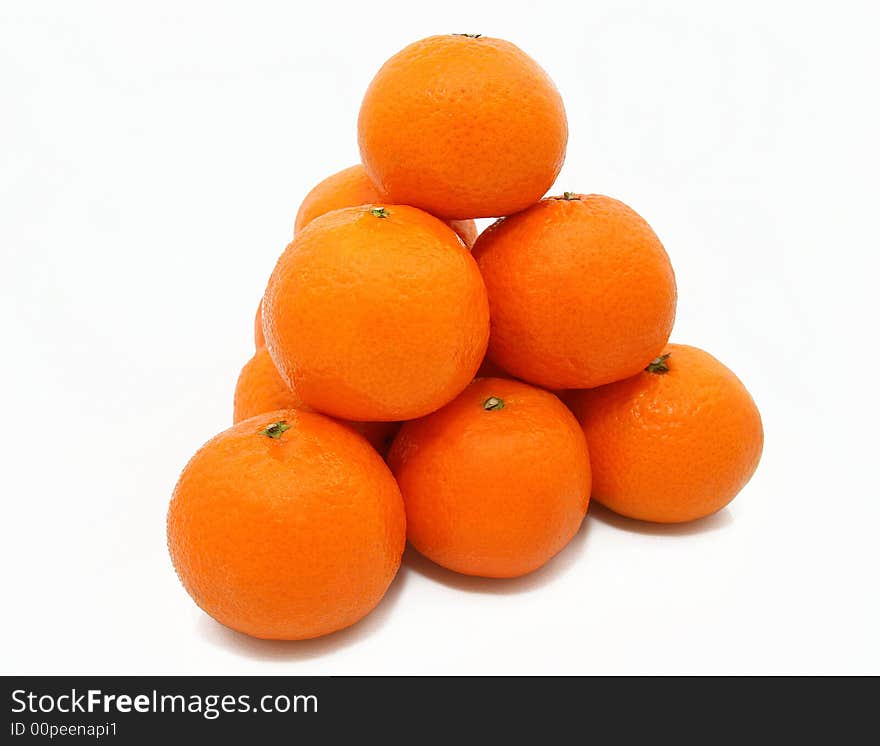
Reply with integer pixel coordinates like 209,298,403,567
167,35,763,641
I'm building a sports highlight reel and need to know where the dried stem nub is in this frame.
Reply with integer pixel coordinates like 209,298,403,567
645,353,671,374
483,396,505,411
260,421,291,439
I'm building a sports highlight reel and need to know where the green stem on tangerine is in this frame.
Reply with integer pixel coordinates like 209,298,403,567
454,33,482,38
260,421,291,439
645,353,671,374
562,192,580,200
370,207,390,219
483,396,505,411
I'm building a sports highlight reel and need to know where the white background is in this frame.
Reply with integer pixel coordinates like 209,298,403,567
2,0,878,675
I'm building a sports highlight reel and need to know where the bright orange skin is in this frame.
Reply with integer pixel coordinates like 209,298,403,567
358,35,567,219
167,410,406,640
294,164,478,248
234,348,306,423
568,344,763,523
233,349,399,455
254,299,265,349
473,194,677,389
264,205,489,421
388,378,590,578
294,165,379,232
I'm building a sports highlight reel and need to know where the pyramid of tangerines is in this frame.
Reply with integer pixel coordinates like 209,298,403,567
168,34,763,641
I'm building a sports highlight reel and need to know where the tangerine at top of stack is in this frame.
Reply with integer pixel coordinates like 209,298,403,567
358,34,568,220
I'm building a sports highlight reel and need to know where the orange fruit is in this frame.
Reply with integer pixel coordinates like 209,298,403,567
388,378,590,577
233,348,399,455
472,193,677,389
294,165,379,232
358,35,567,219
264,204,489,421
568,344,763,523
254,299,265,349
234,348,305,423
167,410,406,639
294,164,478,247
